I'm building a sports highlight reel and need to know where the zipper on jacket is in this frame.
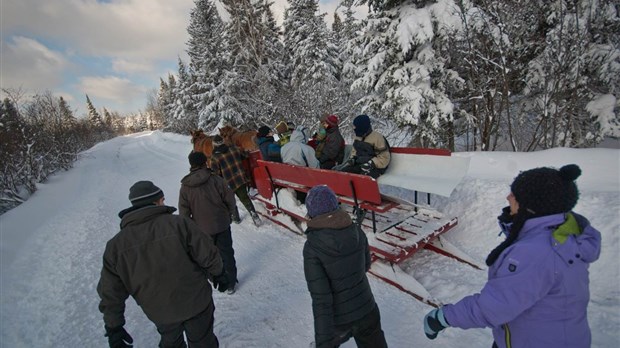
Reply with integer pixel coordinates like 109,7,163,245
503,323,512,348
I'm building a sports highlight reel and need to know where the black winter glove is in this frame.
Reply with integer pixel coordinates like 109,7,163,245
360,160,374,174
497,206,513,237
423,308,449,340
497,206,513,223
105,326,133,348
212,271,230,293
231,214,241,224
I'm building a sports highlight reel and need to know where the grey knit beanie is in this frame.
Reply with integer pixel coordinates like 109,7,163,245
128,181,164,206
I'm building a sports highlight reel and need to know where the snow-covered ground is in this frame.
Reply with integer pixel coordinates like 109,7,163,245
1,131,618,347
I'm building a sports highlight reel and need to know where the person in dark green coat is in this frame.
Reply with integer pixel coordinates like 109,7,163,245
303,185,388,348
97,181,229,348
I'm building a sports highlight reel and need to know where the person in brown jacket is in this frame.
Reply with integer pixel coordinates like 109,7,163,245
97,180,228,348
179,151,240,294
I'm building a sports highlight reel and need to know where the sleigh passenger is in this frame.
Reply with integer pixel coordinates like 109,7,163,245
340,114,390,179
281,125,320,204
315,114,345,170
255,125,282,162
281,125,320,169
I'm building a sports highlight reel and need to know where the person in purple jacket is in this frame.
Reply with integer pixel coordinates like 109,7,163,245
423,164,602,348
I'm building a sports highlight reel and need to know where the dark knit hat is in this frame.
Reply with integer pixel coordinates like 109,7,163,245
353,114,371,137
306,185,339,218
510,164,581,217
326,114,339,127
213,135,224,146
275,121,288,135
188,151,207,169
129,180,164,206
287,121,296,131
257,125,271,138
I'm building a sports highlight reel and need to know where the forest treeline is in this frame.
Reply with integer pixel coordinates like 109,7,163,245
0,90,163,213
156,0,618,151
1,0,618,213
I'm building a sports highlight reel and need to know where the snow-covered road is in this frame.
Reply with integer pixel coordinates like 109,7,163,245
1,131,618,347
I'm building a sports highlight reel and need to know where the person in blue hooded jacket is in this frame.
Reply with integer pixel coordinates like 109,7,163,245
255,125,281,162
423,164,601,348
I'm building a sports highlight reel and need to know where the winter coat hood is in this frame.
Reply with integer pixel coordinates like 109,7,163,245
180,167,213,188
280,128,320,168
289,126,309,143
256,135,275,145
305,209,358,256
517,212,601,264
178,167,237,235
119,205,176,228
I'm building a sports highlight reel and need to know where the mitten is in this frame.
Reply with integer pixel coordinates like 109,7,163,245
212,271,230,293
497,206,513,237
231,214,241,224
360,160,374,174
105,326,133,348
424,307,449,340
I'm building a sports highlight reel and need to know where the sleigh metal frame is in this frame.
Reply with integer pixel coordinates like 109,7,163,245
247,148,482,307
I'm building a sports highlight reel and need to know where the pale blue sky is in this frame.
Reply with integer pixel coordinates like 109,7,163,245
0,0,366,116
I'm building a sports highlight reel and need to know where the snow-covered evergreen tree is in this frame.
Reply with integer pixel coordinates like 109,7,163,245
158,75,178,131
85,95,104,130
283,0,341,125
58,97,76,130
218,0,286,127
157,77,172,129
171,57,199,132
332,1,366,137
0,98,26,165
102,107,113,131
348,0,460,147
186,0,231,130
521,0,620,149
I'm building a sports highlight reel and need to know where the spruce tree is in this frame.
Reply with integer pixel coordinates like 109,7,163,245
219,0,286,127
171,57,199,132
85,95,104,130
520,0,620,148
58,96,76,130
186,0,230,130
348,1,459,147
283,0,341,125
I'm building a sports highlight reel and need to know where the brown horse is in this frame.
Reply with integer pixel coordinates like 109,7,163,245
190,129,214,157
219,125,259,152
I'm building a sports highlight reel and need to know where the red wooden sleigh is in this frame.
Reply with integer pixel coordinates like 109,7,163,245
248,148,482,307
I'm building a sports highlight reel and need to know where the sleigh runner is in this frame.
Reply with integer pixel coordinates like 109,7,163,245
247,148,482,307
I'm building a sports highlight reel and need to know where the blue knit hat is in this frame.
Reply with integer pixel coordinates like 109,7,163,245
306,185,339,218
353,114,371,137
